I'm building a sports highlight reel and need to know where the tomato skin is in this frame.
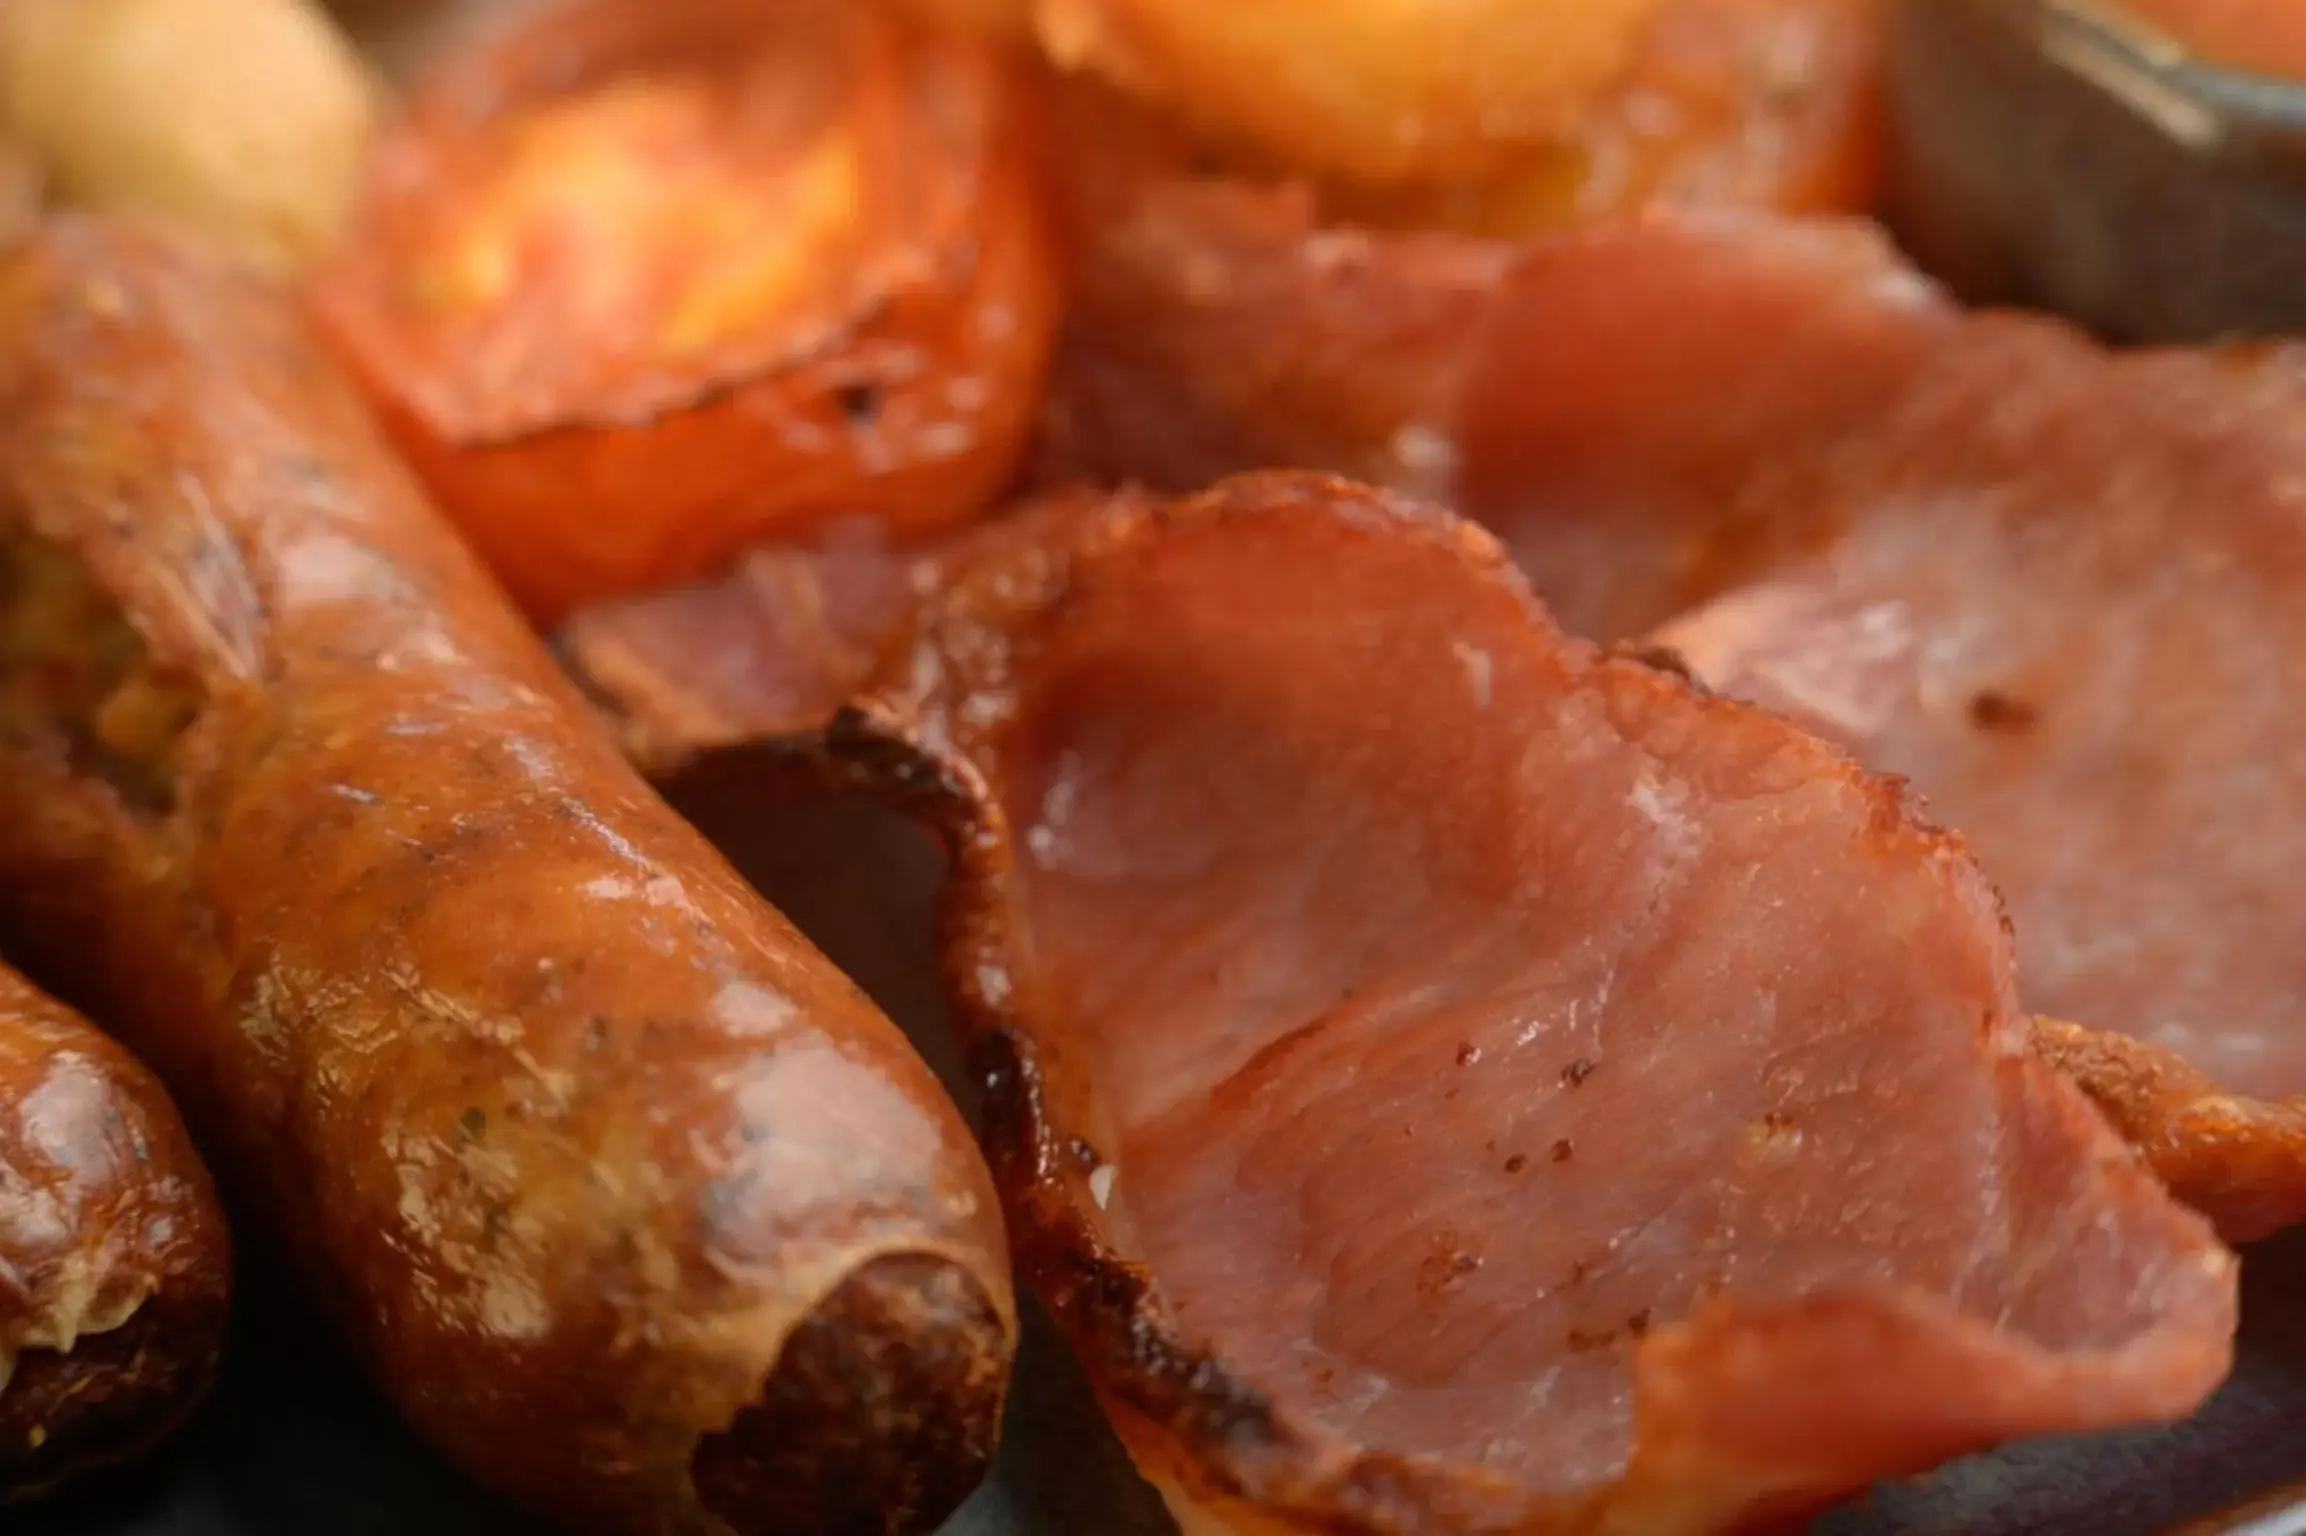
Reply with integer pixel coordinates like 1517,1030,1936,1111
311,0,1061,623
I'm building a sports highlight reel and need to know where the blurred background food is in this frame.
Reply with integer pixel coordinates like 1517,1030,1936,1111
1322,0,1885,236
1887,0,2306,341
0,131,36,249
325,0,504,76
892,0,1036,44
2117,0,2306,77
0,0,380,277
1023,0,1668,187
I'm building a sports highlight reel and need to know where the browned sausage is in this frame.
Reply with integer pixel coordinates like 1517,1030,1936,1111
0,216,1014,1535
0,958,229,1500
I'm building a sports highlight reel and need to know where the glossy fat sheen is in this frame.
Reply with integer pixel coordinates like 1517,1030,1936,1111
0,961,228,1500
831,473,2239,1534
312,0,1061,622
0,219,1013,1535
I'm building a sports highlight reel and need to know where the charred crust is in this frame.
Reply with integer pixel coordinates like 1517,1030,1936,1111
959,975,1460,1523
1031,1219,1294,1481
967,1027,1042,1172
689,1254,1008,1536
824,707,982,823
2030,1016,2306,1242
0,1277,228,1501
939,900,1344,1511
1612,640,1702,687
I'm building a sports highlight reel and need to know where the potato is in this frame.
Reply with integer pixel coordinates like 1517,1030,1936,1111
1032,0,1666,185
1325,0,1887,236
0,0,382,276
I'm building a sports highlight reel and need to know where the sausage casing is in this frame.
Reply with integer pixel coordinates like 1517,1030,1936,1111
0,959,229,1500
0,218,1013,1535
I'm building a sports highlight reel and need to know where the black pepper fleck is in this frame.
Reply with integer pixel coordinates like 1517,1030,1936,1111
836,382,882,426
1969,690,2039,732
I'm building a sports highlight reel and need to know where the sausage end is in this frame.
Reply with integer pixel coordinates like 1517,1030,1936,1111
0,1272,229,1500
690,1252,1009,1536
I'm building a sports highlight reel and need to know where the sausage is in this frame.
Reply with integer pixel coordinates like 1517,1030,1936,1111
0,216,1014,1535
0,959,229,1500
